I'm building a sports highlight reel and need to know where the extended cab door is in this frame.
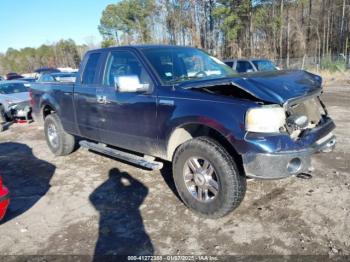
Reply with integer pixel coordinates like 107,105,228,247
98,50,158,155
74,52,105,141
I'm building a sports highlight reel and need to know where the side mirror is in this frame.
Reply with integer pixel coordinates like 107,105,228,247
114,75,150,93
246,69,254,73
276,66,281,70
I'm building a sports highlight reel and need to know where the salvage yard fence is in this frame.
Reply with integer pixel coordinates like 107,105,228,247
274,55,350,72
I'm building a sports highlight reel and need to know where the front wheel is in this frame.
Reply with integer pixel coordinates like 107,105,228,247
172,137,246,218
44,113,76,156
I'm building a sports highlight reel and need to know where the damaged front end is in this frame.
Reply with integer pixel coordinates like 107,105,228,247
284,91,329,139
182,71,336,179
242,90,336,179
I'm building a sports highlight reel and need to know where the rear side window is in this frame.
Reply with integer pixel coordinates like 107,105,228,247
82,53,101,84
40,74,54,82
236,61,254,73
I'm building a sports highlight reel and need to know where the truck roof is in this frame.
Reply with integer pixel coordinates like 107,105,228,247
86,44,196,53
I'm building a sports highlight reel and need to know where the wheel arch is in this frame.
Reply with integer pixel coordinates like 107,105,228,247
38,92,61,120
41,103,56,119
166,123,243,171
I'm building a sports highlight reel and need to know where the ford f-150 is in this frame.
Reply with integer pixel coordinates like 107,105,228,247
31,45,336,218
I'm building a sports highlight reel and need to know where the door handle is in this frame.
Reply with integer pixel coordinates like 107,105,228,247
103,96,111,104
96,95,105,104
159,99,174,106
96,95,110,104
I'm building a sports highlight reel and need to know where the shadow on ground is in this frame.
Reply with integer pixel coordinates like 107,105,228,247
90,168,153,257
0,142,55,224
159,162,181,201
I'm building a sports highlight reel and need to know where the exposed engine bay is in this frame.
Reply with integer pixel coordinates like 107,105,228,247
192,82,328,141
285,95,327,139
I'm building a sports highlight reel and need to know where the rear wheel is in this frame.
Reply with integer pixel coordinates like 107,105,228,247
44,113,76,156
172,137,246,218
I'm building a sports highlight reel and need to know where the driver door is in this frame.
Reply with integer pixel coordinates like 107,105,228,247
99,50,158,155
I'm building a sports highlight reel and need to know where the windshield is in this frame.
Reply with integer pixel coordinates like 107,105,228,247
141,47,236,84
0,83,28,94
252,60,277,71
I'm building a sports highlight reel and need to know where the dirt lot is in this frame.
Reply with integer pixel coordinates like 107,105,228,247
0,78,349,257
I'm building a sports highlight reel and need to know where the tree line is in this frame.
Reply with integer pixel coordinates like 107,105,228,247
0,40,88,75
1,0,349,75
99,0,350,66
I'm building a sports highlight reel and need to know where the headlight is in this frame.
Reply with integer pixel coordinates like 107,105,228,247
246,105,286,133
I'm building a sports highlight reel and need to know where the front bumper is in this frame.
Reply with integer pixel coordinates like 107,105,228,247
242,119,336,179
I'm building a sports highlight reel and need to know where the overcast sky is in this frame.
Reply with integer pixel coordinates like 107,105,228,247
0,0,117,53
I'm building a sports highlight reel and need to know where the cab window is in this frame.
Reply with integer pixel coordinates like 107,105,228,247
104,51,152,88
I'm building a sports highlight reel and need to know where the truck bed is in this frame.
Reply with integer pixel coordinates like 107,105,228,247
31,82,75,129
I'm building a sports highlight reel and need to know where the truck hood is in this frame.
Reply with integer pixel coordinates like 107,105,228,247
0,92,29,104
181,70,322,104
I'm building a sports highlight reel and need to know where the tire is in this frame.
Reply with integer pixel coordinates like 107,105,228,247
172,137,246,218
44,113,76,156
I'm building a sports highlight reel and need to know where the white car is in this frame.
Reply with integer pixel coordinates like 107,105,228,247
0,81,31,126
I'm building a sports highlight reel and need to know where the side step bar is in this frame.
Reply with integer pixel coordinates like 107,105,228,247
79,140,163,170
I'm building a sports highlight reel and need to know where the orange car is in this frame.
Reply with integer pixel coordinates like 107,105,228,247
0,176,9,221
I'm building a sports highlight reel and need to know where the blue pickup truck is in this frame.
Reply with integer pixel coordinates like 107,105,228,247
31,45,336,218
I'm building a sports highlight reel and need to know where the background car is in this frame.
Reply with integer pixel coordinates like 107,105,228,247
6,72,24,80
0,175,10,221
34,67,60,74
37,72,76,83
224,59,279,73
0,81,31,126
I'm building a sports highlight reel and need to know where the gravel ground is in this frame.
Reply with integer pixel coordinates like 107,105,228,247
0,79,349,258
